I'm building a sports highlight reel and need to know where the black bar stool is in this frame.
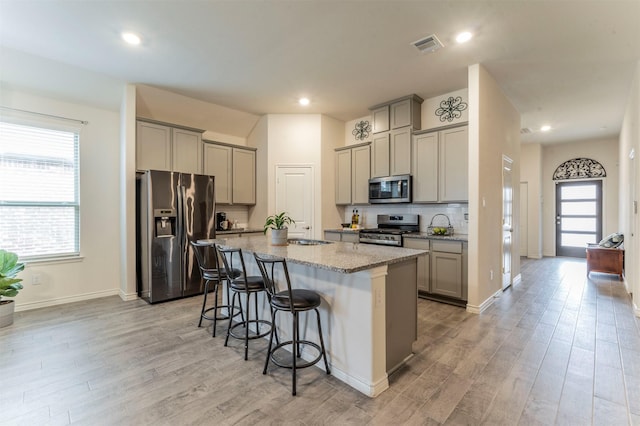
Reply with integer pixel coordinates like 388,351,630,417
217,245,274,360
253,253,330,396
191,241,242,337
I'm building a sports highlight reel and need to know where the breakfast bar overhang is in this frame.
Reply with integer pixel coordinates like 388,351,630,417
199,235,427,397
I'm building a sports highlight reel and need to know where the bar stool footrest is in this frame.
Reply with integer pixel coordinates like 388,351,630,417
228,319,272,340
201,304,242,322
269,340,323,370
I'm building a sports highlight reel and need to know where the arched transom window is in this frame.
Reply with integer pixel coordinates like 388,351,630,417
552,158,606,180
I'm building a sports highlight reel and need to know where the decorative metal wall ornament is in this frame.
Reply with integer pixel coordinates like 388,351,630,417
552,158,607,180
352,120,372,141
435,96,468,122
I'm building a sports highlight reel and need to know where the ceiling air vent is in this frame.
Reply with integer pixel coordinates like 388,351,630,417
411,34,444,54
520,127,533,134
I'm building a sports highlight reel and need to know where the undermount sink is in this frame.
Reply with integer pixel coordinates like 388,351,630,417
287,238,333,246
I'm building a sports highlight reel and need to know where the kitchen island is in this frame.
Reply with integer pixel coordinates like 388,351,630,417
200,234,427,397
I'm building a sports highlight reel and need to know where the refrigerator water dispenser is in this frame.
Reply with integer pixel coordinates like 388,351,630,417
154,209,176,237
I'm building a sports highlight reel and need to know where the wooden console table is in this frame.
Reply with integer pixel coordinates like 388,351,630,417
586,244,624,279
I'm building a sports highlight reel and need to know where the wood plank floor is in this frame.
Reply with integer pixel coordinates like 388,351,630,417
1,257,639,425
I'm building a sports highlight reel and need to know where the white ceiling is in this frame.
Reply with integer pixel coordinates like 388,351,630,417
1,1,639,144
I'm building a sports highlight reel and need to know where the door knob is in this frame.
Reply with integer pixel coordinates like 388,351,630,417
303,226,310,230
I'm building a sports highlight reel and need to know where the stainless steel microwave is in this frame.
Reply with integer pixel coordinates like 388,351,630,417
368,175,412,204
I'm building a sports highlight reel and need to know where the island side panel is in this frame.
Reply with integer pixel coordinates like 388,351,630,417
385,258,419,373
284,262,391,398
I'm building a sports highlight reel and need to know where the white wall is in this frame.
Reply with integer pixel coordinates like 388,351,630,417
321,115,346,231
468,64,521,313
266,114,323,239
135,85,259,142
541,138,619,256
1,89,122,310
520,143,543,258
618,60,640,315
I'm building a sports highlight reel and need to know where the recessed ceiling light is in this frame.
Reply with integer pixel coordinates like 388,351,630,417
455,32,473,44
299,97,310,106
540,125,552,132
122,32,141,45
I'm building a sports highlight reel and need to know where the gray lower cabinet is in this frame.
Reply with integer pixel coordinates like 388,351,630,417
404,237,467,303
431,251,463,299
430,240,464,299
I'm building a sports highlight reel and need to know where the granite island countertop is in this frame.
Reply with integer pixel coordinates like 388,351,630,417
199,234,427,274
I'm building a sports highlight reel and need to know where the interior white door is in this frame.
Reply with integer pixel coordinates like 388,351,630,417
519,182,528,257
502,156,513,290
275,166,313,239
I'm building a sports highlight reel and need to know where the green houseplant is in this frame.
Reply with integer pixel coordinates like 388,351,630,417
0,249,25,328
263,212,295,246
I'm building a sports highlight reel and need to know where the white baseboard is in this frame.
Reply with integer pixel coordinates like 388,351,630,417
466,289,501,314
513,273,522,286
119,289,139,301
15,289,120,312
634,300,640,318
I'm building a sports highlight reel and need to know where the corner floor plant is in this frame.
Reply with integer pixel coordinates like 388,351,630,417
0,249,24,328
0,249,24,302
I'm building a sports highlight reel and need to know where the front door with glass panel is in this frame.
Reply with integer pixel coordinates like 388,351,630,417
555,180,602,258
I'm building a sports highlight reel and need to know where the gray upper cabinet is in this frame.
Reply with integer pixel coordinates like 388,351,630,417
335,143,370,205
371,133,390,178
390,97,422,130
136,121,172,171
172,128,203,174
232,148,256,205
136,120,203,173
371,105,390,134
370,128,411,178
412,124,468,203
390,127,412,176
203,143,232,204
412,132,439,202
352,144,371,204
203,141,256,205
371,94,423,134
439,126,468,202
335,149,352,205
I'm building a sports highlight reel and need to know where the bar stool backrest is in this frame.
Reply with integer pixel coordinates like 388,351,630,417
253,254,295,313
216,246,249,289
190,241,222,277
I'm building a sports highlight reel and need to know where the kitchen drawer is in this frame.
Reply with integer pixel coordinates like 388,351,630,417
403,238,430,251
431,240,462,254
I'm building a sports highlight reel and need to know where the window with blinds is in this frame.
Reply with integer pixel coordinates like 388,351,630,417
0,116,81,260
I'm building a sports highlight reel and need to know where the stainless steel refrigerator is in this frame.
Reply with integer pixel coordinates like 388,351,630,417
136,170,215,303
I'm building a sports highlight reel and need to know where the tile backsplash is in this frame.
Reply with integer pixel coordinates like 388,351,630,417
342,204,469,234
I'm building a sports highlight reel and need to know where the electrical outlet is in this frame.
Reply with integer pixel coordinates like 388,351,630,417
489,270,494,280
32,274,42,285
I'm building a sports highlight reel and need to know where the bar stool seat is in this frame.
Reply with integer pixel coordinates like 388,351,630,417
254,253,330,396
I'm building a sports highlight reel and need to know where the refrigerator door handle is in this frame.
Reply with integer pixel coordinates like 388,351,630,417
177,184,185,248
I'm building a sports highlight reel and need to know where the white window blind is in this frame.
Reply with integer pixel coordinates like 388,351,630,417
0,113,81,260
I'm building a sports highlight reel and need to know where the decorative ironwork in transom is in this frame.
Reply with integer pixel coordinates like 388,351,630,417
552,158,606,180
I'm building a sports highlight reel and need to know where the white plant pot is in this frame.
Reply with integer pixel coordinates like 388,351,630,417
0,300,15,328
271,228,288,246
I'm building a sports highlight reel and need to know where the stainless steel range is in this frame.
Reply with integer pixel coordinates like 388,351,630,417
359,214,419,247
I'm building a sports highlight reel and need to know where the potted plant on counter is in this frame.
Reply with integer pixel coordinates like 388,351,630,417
263,212,295,246
0,249,25,328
